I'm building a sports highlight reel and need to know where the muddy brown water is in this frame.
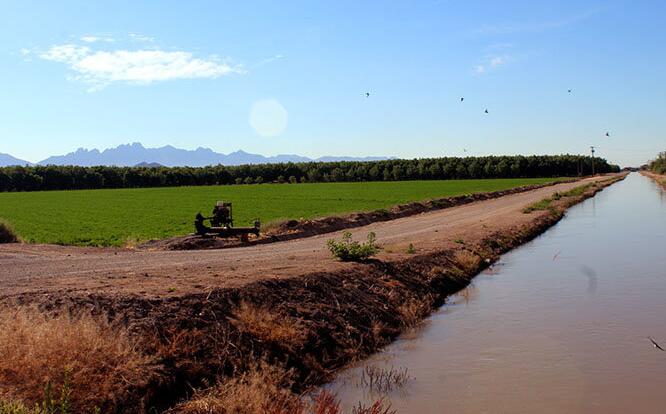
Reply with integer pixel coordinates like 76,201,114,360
327,173,666,413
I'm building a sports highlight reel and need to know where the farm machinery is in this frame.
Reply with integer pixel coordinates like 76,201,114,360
194,201,260,241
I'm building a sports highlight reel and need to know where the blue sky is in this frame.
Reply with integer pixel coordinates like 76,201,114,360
1,0,664,166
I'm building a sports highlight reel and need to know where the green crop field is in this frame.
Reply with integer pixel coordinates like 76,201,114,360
0,178,563,246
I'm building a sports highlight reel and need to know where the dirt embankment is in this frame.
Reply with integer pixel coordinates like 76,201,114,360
641,171,666,190
140,179,577,251
0,175,617,299
3,175,626,413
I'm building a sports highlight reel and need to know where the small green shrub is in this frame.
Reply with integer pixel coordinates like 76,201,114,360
0,372,75,414
649,151,666,174
560,183,592,197
454,238,465,244
0,220,19,243
523,183,594,214
522,198,553,213
406,243,415,254
327,231,380,261
0,400,33,414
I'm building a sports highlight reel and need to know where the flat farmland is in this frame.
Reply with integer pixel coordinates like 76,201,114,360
0,177,563,246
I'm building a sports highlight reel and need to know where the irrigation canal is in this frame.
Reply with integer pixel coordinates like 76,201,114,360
327,173,666,413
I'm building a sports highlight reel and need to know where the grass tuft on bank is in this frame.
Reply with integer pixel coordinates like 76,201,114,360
522,183,596,214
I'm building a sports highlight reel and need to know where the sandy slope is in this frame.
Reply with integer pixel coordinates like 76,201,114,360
0,175,614,299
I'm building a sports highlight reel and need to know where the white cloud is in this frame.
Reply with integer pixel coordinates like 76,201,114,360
486,43,514,51
129,33,154,43
473,9,601,36
40,44,91,63
253,54,285,68
37,43,244,91
474,55,509,75
81,35,115,43
490,56,506,68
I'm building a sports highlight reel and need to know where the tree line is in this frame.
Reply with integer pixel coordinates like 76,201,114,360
648,151,666,174
0,155,620,192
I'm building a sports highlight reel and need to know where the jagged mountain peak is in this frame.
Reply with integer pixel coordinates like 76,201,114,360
30,143,390,167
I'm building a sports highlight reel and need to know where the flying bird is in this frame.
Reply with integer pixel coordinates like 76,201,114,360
484,109,489,114
568,89,572,93
605,132,610,137
552,250,561,261
647,336,665,351
365,92,370,98
460,97,464,102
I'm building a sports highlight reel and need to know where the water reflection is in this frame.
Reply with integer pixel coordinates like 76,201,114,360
579,265,598,295
452,283,478,305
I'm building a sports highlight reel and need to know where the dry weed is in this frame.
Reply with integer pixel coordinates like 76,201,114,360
452,250,481,274
175,364,392,414
380,279,405,289
0,306,154,412
306,390,341,414
230,302,306,348
174,361,301,414
370,320,386,343
396,295,433,328
426,266,446,279
351,400,396,414
309,392,394,414
357,365,411,393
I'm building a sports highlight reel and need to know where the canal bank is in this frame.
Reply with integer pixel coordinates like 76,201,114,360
642,170,666,190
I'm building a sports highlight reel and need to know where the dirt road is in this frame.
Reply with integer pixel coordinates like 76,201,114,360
0,176,613,299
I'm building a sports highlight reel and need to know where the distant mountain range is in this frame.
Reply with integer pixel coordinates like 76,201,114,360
134,162,165,168
0,152,31,167
0,143,391,167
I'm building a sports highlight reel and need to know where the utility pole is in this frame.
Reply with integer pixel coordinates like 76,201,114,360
590,146,596,176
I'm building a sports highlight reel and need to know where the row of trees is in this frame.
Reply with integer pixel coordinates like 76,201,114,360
0,155,620,193
648,152,666,174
